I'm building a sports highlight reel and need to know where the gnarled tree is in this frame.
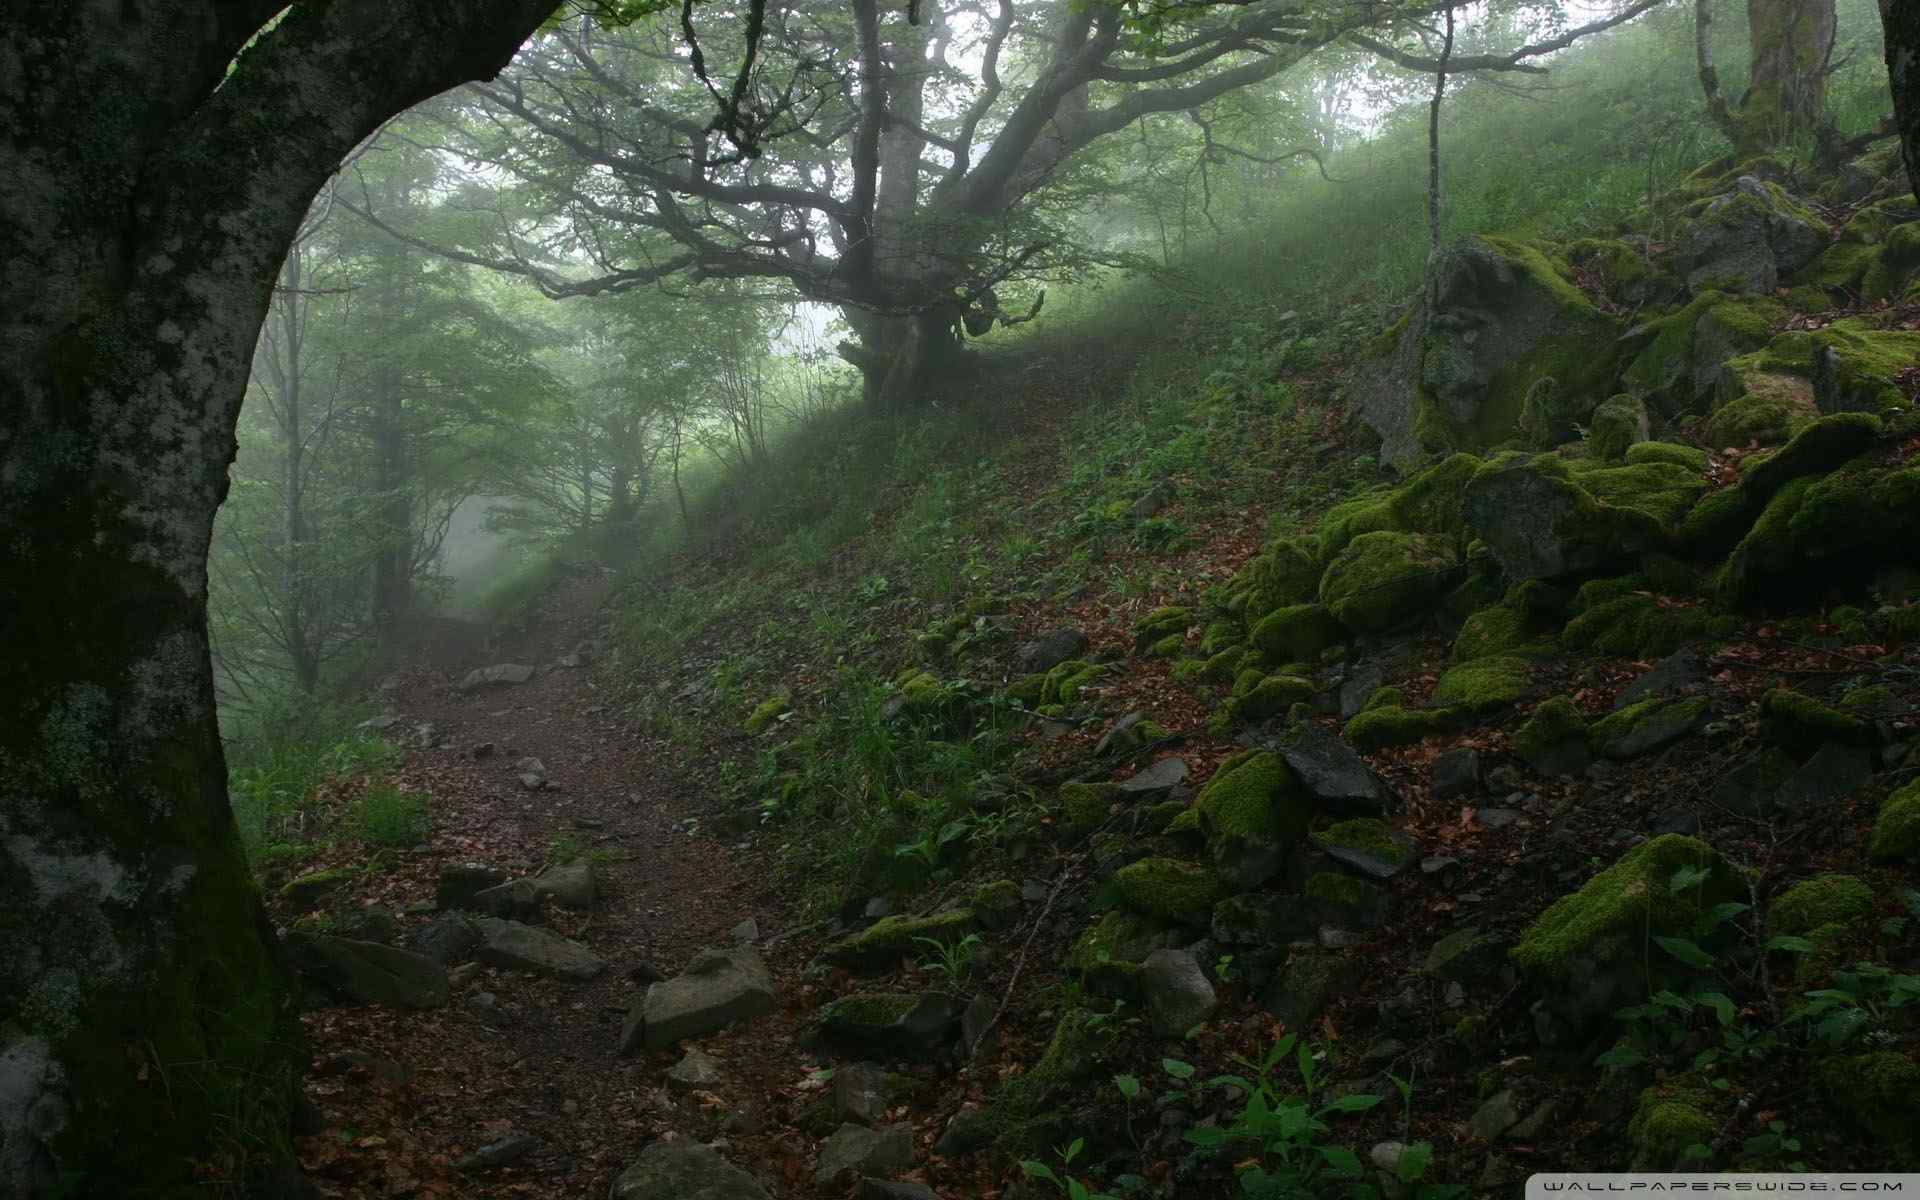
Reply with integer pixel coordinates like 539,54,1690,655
0,3,553,1192
1696,0,1839,155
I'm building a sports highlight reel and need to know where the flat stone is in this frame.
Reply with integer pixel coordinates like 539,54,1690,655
1015,629,1087,674
1140,949,1218,1037
1117,757,1188,796
814,1123,914,1186
456,1131,541,1171
471,917,605,980
436,863,510,911
1093,711,1149,756
1338,663,1385,720
610,1140,771,1200
1615,649,1703,710
407,911,483,966
516,756,548,790
1431,748,1481,802
534,860,596,910
667,1048,728,1092
290,933,448,1009
831,1062,892,1125
458,663,534,692
627,946,775,1052
1274,724,1394,814
471,878,543,921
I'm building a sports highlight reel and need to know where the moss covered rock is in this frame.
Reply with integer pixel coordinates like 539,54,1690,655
1562,594,1735,659
1112,857,1228,923
1813,1051,1920,1152
1760,688,1872,757
1627,441,1709,472
1194,752,1309,889
1432,656,1531,715
1303,871,1389,929
1250,604,1345,663
1512,835,1746,1039
1311,818,1414,880
1231,536,1324,623
1132,607,1192,654
1513,696,1591,776
1215,674,1316,729
1351,235,1624,473
745,690,793,733
1462,457,1665,583
823,910,975,973
1622,291,1784,411
1059,782,1122,836
1674,177,1830,295
1343,704,1456,752
1588,394,1650,460
1319,530,1458,634
281,867,355,911
1870,777,1920,863
1589,696,1710,760
1768,874,1875,936
1626,1079,1720,1170
1064,910,1175,998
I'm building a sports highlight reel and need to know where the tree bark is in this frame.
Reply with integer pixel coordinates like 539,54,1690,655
1699,0,1837,155
0,3,550,1194
1886,0,1920,205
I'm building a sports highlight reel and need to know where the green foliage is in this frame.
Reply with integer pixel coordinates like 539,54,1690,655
351,781,429,847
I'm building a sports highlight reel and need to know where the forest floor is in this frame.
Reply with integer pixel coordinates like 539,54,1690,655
284,569,851,1199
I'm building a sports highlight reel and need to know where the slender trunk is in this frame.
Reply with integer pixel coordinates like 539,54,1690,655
0,6,550,1191
369,359,411,658
277,251,322,694
1428,4,1455,260
1885,0,1920,205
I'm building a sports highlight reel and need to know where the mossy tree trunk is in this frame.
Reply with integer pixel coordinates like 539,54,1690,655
1697,0,1837,156
0,3,550,1194
1886,0,1920,205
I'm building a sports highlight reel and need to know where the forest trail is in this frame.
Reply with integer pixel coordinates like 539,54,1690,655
291,569,935,1200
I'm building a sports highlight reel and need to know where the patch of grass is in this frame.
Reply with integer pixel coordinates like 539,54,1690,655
352,781,429,847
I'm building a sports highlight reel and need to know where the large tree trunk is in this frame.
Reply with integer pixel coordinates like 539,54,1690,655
1887,0,1920,205
843,307,970,415
0,4,549,1194
1698,0,1837,155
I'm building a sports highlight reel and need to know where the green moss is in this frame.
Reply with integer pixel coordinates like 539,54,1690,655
1133,607,1192,651
1588,395,1648,460
1760,688,1872,756
1705,377,1818,447
1250,604,1345,662
1163,806,1200,835
1625,441,1708,472
1147,633,1184,658
1197,751,1307,842
1741,412,1885,502
1006,673,1048,706
1343,704,1457,751
1870,777,1920,863
1319,530,1458,634
1568,460,1706,530
1362,686,1403,711
1562,595,1735,658
1111,857,1228,920
1217,674,1316,728
1768,874,1875,936
280,866,354,910
1304,871,1368,906
744,690,793,733
1627,1081,1720,1170
1513,835,1744,978
1679,486,1756,558
1813,1052,1920,1148
1311,818,1408,865
1589,696,1710,759
1451,604,1552,663
1196,648,1245,682
1065,909,1171,996
1431,656,1530,714
1315,491,1402,559
1234,536,1324,622
1840,685,1895,715
823,909,976,970
1199,620,1244,656
1043,660,1106,705
1863,223,1920,300
972,879,1021,913
1059,782,1122,835
1390,453,1484,538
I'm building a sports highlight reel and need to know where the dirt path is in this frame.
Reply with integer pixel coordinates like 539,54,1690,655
292,569,895,1199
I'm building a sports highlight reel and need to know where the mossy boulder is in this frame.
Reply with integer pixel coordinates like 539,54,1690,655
1040,660,1106,705
1739,412,1884,502
1623,292,1785,411
1451,603,1553,663
1318,530,1459,634
281,867,355,911
970,880,1022,931
1674,177,1829,294
1388,452,1484,539
1587,394,1649,460
744,690,794,732
1589,696,1710,760
804,993,958,1060
1132,607,1192,653
1513,696,1591,776
1315,490,1402,559
1351,235,1623,472
1767,874,1875,936
1194,751,1310,889
1512,835,1746,1040
1232,536,1324,623
1303,871,1389,929
1059,782,1122,836
1626,1079,1721,1170
1627,441,1709,472
1431,656,1531,716
1311,818,1414,880
1064,910,1176,998
1343,705,1456,752
1561,594,1735,659
1870,777,1920,863
1462,457,1664,583
1112,857,1228,923
1423,926,1508,984
1760,688,1872,757
1214,674,1313,729
1250,604,1345,663
1813,1051,1920,1153
1717,462,1920,607
1567,460,1706,530
1705,370,1818,447
823,910,975,973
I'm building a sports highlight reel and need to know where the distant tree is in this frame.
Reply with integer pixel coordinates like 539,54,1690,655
1696,0,1840,155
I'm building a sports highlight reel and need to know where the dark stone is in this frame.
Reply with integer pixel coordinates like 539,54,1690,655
831,1062,893,1125
1273,723,1394,814
1615,650,1704,710
933,1110,995,1157
289,934,448,1009
1650,807,1701,837
455,1131,541,1171
1117,758,1188,797
814,1123,914,1186
1015,629,1087,674
1431,748,1481,802
1338,663,1385,720
1259,952,1360,1027
609,1141,770,1200
436,863,510,912
471,878,544,922
1774,742,1874,810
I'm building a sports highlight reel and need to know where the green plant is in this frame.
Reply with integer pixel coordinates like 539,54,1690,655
1740,1119,1808,1171
1174,1035,1383,1198
1788,962,1920,1049
914,932,982,990
1020,1138,1120,1200
549,833,584,865
351,781,428,847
